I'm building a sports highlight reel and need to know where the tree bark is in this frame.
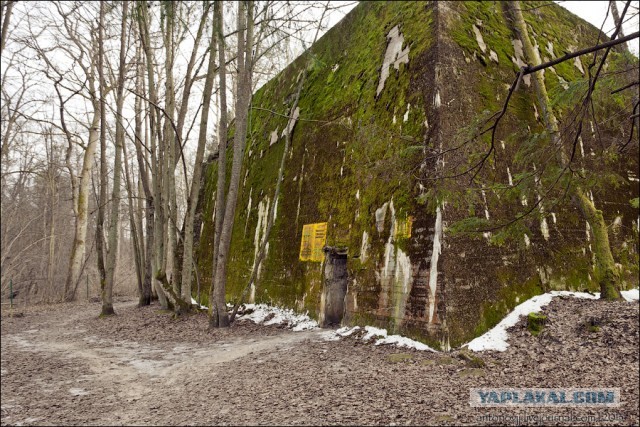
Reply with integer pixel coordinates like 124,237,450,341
102,0,129,316
137,0,168,308
229,1,330,322
95,1,108,308
180,1,217,311
0,0,15,55
123,139,144,303
211,1,254,328
63,112,100,301
209,0,229,327
162,0,179,298
132,42,152,306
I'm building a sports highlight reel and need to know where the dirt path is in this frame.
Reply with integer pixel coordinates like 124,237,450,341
1,299,323,425
1,297,639,425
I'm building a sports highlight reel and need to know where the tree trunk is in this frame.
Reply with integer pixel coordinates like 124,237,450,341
208,0,229,327
95,1,108,308
132,34,153,307
510,0,621,300
137,0,168,309
102,0,129,316
180,2,217,311
162,0,179,298
0,0,15,55
63,112,100,301
210,1,252,328
123,141,144,303
229,2,330,322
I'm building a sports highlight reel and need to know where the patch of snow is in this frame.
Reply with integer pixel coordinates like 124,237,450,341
253,197,270,280
541,217,550,240
574,56,585,74
320,330,341,341
463,290,637,352
190,297,208,310
362,326,388,341
376,334,437,352
236,303,318,331
394,248,412,321
347,326,438,352
511,39,531,86
622,289,639,302
336,326,361,336
546,40,555,58
612,216,622,228
375,202,388,233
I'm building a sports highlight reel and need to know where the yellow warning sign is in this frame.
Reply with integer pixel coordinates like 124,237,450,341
299,222,328,262
394,216,414,239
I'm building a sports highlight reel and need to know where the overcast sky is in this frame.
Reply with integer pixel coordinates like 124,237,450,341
561,1,639,55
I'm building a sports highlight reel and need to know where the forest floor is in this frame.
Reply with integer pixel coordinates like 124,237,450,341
1,296,638,426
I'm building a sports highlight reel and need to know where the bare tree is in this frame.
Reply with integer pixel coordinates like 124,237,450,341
229,1,332,323
210,0,255,328
179,0,217,312
100,0,130,316
208,0,229,325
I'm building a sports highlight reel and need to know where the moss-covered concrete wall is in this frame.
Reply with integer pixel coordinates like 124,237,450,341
436,1,638,347
196,1,639,349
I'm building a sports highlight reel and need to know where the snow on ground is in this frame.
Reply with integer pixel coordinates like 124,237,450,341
200,288,638,353
234,305,438,351
465,288,639,352
191,298,208,310
235,304,319,331
622,288,639,302
322,325,438,352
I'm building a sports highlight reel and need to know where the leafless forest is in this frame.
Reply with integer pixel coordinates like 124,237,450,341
1,0,357,315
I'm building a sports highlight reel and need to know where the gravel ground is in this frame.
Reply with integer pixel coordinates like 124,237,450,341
1,296,638,426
